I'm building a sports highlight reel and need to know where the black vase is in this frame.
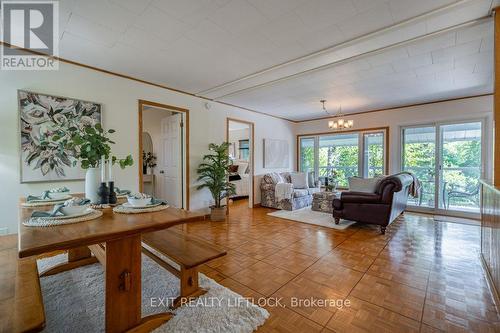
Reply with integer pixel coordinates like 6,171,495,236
108,181,117,204
143,165,147,174
97,182,109,204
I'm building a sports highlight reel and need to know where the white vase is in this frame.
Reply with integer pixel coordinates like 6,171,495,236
85,167,101,203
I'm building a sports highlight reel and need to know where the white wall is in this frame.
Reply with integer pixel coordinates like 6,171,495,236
0,61,296,234
296,95,494,180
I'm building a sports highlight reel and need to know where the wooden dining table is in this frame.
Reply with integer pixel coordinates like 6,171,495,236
18,201,207,333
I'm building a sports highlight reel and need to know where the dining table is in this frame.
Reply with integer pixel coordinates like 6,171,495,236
18,199,207,333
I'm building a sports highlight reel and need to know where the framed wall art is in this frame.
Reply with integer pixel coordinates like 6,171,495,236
18,90,102,183
263,138,289,168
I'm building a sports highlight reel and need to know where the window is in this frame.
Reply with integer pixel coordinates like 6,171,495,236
298,129,387,188
239,139,249,160
319,133,359,187
401,121,483,213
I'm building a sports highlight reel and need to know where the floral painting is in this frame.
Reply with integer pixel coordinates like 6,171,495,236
19,90,101,183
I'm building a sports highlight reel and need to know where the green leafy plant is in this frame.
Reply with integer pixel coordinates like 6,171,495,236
64,123,133,169
196,142,236,208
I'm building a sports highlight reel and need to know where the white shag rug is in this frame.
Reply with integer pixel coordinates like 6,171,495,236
37,254,269,333
267,206,356,230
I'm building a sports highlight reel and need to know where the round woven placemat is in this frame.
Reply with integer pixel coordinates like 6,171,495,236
23,209,103,227
113,204,169,214
21,199,69,207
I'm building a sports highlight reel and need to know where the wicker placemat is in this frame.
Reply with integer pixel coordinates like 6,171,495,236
23,209,103,227
113,204,169,214
21,199,70,207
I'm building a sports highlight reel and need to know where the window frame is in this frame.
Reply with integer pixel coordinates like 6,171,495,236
297,127,389,189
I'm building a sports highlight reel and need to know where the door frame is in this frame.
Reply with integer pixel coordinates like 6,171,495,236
138,100,189,210
226,117,255,209
399,118,486,219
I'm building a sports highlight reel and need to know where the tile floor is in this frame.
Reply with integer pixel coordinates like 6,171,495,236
176,200,499,333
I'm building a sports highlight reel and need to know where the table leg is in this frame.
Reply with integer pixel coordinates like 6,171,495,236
105,235,142,333
39,246,98,277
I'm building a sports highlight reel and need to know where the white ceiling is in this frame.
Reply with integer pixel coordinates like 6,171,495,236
4,0,499,121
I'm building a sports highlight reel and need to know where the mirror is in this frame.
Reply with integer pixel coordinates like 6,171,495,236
142,132,153,155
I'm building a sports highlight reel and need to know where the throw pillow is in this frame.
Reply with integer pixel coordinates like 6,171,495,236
269,172,284,184
307,171,316,188
348,176,384,193
291,172,309,189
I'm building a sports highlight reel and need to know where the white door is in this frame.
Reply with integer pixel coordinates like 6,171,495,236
160,113,182,208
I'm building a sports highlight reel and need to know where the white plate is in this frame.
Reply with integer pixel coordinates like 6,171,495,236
39,208,95,220
28,194,72,203
121,202,162,209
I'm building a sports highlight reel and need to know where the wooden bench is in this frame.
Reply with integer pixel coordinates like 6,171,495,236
141,229,227,308
0,234,45,333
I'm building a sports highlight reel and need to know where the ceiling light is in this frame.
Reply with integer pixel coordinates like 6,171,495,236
320,100,353,130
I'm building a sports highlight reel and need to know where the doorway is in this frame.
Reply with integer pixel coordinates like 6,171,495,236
401,120,484,218
138,100,189,210
226,118,254,209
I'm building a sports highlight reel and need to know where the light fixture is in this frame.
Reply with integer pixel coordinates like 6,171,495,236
320,100,353,130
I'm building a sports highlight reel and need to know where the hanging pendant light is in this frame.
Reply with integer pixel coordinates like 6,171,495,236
321,100,353,130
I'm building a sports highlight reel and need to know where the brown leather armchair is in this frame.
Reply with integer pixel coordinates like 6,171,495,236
332,173,414,234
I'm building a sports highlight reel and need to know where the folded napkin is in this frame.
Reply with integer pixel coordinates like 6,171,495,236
30,198,91,218
151,198,168,206
114,187,131,195
31,203,65,218
27,190,52,202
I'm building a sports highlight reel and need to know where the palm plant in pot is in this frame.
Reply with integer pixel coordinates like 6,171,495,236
196,142,236,221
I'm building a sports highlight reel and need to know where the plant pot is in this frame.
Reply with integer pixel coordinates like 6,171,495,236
143,165,147,174
85,167,101,204
210,206,226,221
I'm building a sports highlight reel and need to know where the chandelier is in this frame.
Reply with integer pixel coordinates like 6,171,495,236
320,100,353,130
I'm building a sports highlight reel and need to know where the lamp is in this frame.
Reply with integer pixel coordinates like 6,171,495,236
320,100,353,130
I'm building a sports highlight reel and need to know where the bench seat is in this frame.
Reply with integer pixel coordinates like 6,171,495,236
0,234,45,333
141,229,226,307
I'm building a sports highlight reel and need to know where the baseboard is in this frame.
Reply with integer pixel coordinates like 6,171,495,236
480,254,500,312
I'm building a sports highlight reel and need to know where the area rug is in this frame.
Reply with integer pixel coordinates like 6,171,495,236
267,206,356,229
37,254,269,333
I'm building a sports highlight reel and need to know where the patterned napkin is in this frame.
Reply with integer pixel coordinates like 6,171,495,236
31,203,65,218
114,187,131,196
30,198,91,218
27,190,52,202
151,198,168,206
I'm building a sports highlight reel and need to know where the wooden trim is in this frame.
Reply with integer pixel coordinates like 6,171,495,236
138,100,190,211
294,94,493,123
481,253,500,309
296,126,390,175
494,8,500,186
226,118,256,212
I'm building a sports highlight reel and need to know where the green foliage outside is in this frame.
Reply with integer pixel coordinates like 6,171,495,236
301,138,481,210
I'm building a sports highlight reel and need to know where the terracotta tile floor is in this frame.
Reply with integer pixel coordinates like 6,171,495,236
179,200,500,332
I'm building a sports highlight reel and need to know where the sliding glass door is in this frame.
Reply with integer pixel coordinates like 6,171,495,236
401,121,483,215
298,129,387,188
402,126,436,208
439,122,482,212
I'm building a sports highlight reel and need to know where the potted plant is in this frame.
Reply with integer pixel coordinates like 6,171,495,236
325,170,339,192
142,151,157,174
64,123,133,203
196,142,236,221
